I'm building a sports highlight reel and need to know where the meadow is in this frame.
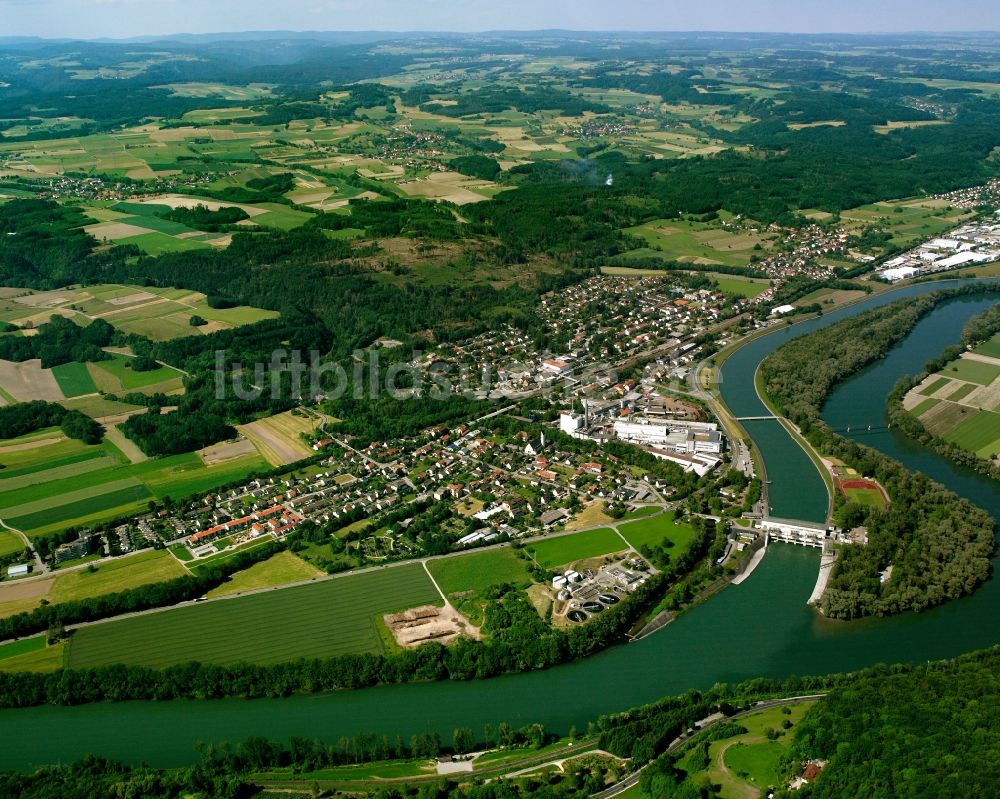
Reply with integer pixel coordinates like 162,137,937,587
624,215,775,268
0,549,188,618
527,527,627,570
618,512,698,553
839,197,974,250
65,563,441,669
206,550,323,598
2,283,279,342
428,548,533,595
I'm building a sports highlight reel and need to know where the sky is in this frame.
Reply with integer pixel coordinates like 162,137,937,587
3,0,1000,40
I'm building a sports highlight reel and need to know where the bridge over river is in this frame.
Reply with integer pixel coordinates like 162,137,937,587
2,281,1000,771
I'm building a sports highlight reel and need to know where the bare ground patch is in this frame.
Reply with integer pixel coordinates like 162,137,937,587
384,603,480,648
0,576,53,619
0,359,64,402
85,222,160,241
199,437,257,465
920,400,970,437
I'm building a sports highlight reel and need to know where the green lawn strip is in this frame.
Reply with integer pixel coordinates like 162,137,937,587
0,471,141,514
528,527,627,570
0,436,95,471
0,636,45,662
50,361,98,397
946,382,977,402
428,548,532,595
169,544,193,562
256,759,435,782
7,484,151,537
910,396,941,417
66,563,440,669
919,376,951,396
0,455,116,494
622,506,659,520
0,641,65,673
619,512,698,552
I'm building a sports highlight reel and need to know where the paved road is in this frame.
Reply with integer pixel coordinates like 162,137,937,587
590,694,826,799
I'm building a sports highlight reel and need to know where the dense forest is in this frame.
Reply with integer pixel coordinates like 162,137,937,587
760,287,996,618
782,648,1000,798
7,646,1000,797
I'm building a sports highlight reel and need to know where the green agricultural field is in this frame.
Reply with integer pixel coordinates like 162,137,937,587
908,396,940,417
840,198,973,250
428,548,533,595
0,529,24,558
66,563,441,669
944,410,1000,458
206,551,323,598
87,354,184,393
710,276,769,298
0,433,267,539
528,528,627,570
947,383,977,402
942,358,1000,386
974,332,1000,360
624,217,774,268
60,395,144,419
619,512,698,552
49,550,188,603
0,636,45,662
0,641,65,673
919,376,951,396
117,231,211,256
130,450,269,498
50,361,98,397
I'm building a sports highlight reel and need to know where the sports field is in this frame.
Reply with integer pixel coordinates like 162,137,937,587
528,527,627,570
618,512,698,552
65,562,441,669
428,548,532,595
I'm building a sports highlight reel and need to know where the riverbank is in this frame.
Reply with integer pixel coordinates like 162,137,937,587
2,281,1000,771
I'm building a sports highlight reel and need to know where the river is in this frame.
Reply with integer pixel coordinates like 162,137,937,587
2,280,999,770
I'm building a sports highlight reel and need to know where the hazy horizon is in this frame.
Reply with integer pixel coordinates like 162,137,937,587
3,0,1000,41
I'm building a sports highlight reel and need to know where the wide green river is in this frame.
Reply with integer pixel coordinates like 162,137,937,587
3,280,1000,770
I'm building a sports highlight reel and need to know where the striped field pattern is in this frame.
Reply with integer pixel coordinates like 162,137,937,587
66,563,441,669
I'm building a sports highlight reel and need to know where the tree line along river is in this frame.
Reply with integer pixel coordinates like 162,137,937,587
2,280,1000,771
